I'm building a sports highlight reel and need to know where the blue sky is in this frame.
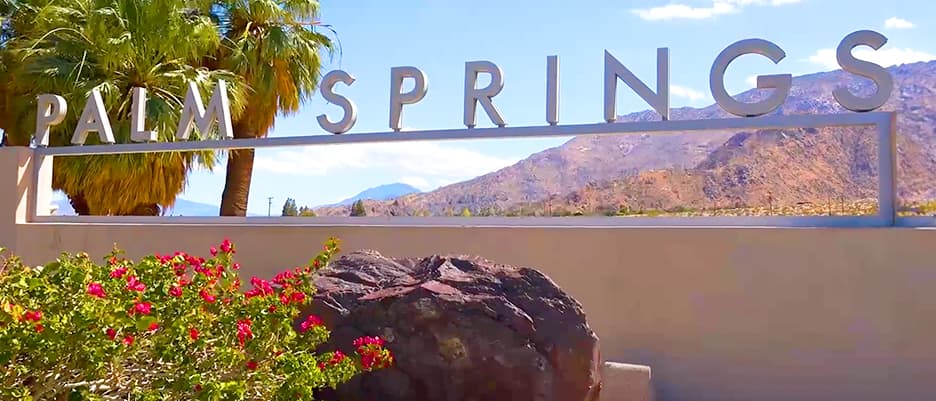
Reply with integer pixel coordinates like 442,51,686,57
174,0,936,215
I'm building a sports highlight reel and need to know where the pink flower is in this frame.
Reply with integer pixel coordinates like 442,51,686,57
23,310,42,322
232,263,240,270
353,336,384,348
134,302,152,315
210,246,218,256
199,290,216,303
106,328,117,340
291,292,306,303
236,319,253,347
169,286,183,297
189,327,199,341
86,282,106,298
148,322,160,332
220,239,234,254
110,267,127,279
299,314,323,333
126,276,146,292
122,335,134,346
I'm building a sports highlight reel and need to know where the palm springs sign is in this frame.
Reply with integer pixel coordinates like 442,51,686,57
34,29,893,146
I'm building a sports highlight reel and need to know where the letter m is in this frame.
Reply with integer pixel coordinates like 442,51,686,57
176,80,233,140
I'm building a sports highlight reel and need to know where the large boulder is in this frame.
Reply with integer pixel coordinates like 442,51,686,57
306,250,602,401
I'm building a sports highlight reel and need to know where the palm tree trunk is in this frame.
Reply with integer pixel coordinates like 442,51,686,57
219,124,256,216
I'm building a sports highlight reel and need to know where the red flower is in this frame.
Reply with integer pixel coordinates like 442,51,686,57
268,305,277,313
353,336,384,348
193,384,202,392
279,294,290,305
210,246,218,256
34,324,44,333
220,239,234,254
122,335,134,346
169,286,183,297
189,327,199,341
299,314,323,333
86,282,106,298
108,256,118,265
106,328,117,340
245,360,257,370
23,310,42,322
110,267,127,279
329,350,346,365
199,290,216,303
232,263,241,270
126,276,146,292
291,292,306,303
134,302,152,315
236,319,253,346
148,322,160,332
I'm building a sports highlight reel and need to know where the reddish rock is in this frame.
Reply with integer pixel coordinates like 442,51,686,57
306,250,602,401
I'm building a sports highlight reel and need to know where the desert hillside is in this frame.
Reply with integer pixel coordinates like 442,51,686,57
316,61,936,217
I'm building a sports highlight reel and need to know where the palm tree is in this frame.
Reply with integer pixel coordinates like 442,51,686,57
0,0,246,215
209,0,334,216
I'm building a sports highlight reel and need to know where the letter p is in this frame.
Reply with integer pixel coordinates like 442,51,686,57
35,94,67,146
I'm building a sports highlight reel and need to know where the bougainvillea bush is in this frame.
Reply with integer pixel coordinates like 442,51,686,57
0,238,393,400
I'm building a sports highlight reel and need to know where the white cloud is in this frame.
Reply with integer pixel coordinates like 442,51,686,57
885,17,915,30
670,84,708,102
745,75,759,88
254,142,522,185
399,176,432,191
807,47,936,71
632,0,801,21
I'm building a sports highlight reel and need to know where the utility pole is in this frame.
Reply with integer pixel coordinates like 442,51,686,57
267,197,273,217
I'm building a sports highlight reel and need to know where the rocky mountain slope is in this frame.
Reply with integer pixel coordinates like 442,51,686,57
316,61,936,217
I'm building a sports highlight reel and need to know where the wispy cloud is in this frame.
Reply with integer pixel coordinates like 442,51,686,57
398,176,432,191
254,142,522,186
632,0,802,21
670,84,709,103
807,47,936,71
884,17,915,30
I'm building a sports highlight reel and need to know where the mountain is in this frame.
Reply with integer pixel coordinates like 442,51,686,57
164,199,222,216
51,197,226,217
314,60,936,217
328,183,422,206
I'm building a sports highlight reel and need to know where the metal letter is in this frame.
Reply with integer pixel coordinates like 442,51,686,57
130,87,157,142
316,70,357,134
710,39,792,117
175,80,233,140
463,61,505,128
833,30,894,112
34,94,67,146
389,66,428,131
71,89,115,145
547,55,559,125
604,49,669,122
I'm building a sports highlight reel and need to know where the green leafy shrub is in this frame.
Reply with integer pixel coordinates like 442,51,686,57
0,238,393,400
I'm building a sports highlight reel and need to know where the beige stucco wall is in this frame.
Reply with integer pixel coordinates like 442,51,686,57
2,148,935,401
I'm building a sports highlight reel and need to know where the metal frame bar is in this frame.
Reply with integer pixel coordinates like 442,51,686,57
30,111,908,227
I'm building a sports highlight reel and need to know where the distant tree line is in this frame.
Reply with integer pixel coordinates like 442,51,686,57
281,198,317,217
